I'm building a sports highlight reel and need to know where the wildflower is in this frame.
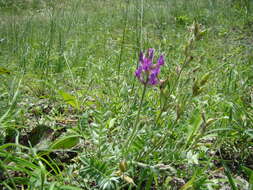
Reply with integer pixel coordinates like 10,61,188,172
135,48,164,85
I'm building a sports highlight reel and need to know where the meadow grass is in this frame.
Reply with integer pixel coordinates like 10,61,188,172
0,0,252,189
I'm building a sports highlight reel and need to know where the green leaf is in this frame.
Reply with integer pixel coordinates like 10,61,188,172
10,156,38,170
245,129,253,139
223,161,238,190
4,177,29,185
0,67,10,75
0,143,29,151
108,118,116,129
185,111,202,148
199,72,211,86
59,185,83,190
59,90,79,109
241,166,253,189
250,172,253,190
180,174,196,190
49,135,80,150
186,150,199,165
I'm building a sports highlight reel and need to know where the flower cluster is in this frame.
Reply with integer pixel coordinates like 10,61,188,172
135,48,164,85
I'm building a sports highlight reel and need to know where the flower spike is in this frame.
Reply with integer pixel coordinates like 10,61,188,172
135,49,165,86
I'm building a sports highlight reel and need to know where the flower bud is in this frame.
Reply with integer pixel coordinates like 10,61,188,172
119,160,127,173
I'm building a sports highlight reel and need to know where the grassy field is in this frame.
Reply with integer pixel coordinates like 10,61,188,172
0,0,253,189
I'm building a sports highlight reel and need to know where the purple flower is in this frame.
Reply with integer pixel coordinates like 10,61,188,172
135,48,164,85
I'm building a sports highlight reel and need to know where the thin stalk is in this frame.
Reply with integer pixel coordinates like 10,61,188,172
155,32,195,124
134,83,147,127
139,0,144,51
155,58,187,124
63,54,80,110
0,78,22,124
130,0,144,96
125,83,147,153
144,56,190,158
117,0,129,82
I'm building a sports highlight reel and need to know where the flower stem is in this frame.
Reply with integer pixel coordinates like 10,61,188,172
155,56,188,124
135,83,147,126
125,83,147,154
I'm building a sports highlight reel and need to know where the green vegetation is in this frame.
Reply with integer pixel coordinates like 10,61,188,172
0,0,252,189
